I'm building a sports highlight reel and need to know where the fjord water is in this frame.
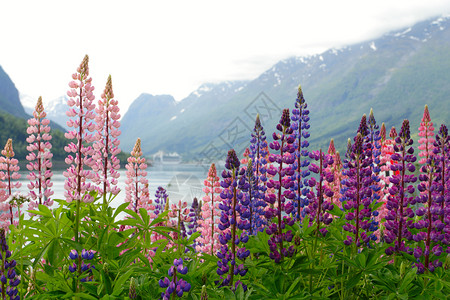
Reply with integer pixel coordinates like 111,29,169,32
17,163,209,209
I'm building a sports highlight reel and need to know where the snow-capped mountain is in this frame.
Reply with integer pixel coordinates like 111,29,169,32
20,94,69,130
120,14,450,159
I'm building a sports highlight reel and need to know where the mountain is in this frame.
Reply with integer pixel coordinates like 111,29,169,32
22,94,70,130
121,15,450,161
0,66,28,118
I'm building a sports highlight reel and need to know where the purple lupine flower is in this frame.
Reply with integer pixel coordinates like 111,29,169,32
413,154,446,273
0,228,20,300
68,249,95,282
304,149,335,237
159,258,191,299
266,109,296,263
432,124,449,227
216,149,250,290
247,114,268,234
341,133,377,247
290,86,311,221
384,120,417,255
187,197,202,249
154,186,169,217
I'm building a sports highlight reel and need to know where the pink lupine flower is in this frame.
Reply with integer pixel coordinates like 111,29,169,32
26,96,54,211
125,138,149,212
324,139,343,208
63,55,98,203
0,139,21,228
196,163,222,255
92,75,121,205
418,105,435,165
168,200,191,238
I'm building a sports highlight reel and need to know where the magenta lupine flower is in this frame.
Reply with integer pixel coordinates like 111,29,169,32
418,105,435,165
341,133,376,247
159,258,191,299
216,149,250,289
266,109,296,262
305,149,335,237
0,139,21,228
384,120,417,255
197,163,222,255
63,55,98,203
125,138,149,213
26,96,54,210
92,75,121,204
290,86,311,221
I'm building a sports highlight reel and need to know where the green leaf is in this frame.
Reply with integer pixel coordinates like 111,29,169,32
346,271,362,290
223,287,236,300
112,268,134,295
113,202,130,219
235,283,244,300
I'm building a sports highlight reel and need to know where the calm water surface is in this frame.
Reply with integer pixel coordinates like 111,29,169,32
17,164,209,209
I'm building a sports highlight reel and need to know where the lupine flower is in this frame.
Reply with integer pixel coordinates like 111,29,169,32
431,124,449,241
413,155,446,273
63,55,98,203
418,105,435,165
129,277,137,299
159,258,191,299
197,164,222,255
364,110,383,240
247,114,268,234
243,159,266,235
324,139,343,208
92,75,121,206
169,200,191,239
0,228,20,300
305,149,335,237
266,109,296,262
341,133,377,247
216,149,250,289
0,139,21,228
26,96,54,210
187,197,202,249
125,138,149,213
68,249,95,282
384,120,417,255
290,86,311,221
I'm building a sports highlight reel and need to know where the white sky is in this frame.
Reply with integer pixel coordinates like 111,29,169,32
1,0,450,114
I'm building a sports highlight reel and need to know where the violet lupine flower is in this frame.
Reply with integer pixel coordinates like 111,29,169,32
92,75,121,206
418,105,435,165
432,124,450,238
266,109,296,262
26,96,54,210
384,120,417,256
154,186,169,217
0,228,19,300
159,258,191,299
63,55,98,203
0,139,21,228
412,155,446,273
187,198,202,249
124,138,149,213
290,86,311,221
197,164,222,255
305,149,335,237
247,114,268,234
216,149,250,289
341,133,377,247
68,249,95,282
